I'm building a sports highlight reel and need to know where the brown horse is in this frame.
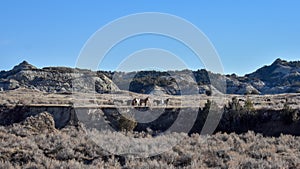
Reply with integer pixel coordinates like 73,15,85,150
165,98,170,106
140,97,150,107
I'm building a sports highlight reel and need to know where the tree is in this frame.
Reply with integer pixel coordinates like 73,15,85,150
282,99,299,124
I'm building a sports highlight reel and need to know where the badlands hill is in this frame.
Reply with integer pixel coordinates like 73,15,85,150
0,61,119,93
0,59,300,137
0,58,300,95
0,59,300,168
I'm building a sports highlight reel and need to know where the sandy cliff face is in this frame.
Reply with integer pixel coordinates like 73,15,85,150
1,104,299,136
0,105,78,129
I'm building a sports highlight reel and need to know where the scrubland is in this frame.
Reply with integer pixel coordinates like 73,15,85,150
0,112,299,169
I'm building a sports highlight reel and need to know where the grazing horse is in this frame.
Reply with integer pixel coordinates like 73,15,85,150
131,98,140,106
153,98,169,106
153,100,160,106
140,97,150,107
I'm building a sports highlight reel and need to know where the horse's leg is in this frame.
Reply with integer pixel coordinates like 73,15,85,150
137,99,141,106
142,99,145,106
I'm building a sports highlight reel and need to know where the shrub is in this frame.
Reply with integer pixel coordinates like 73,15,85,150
282,101,299,124
220,97,259,133
243,98,257,118
1,124,300,168
228,96,243,112
117,114,137,132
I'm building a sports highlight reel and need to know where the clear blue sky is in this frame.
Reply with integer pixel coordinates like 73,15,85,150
1,0,300,75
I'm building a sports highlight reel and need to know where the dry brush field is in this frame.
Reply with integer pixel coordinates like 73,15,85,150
0,112,299,169
0,89,300,168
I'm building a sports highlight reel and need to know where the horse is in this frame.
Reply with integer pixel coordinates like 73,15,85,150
131,98,140,106
153,98,169,106
153,99,160,106
165,98,170,106
140,97,150,107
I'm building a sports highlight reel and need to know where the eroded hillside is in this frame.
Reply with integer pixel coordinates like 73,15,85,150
1,59,300,95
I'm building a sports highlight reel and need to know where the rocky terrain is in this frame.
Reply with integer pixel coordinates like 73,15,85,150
0,88,300,135
1,59,300,95
0,60,300,137
0,59,300,168
246,58,300,94
99,58,300,95
0,61,119,93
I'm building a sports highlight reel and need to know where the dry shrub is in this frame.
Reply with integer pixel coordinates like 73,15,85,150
118,114,137,132
0,113,299,168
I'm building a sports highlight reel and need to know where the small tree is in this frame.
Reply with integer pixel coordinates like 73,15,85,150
223,97,257,132
244,98,256,115
282,100,299,124
227,97,243,112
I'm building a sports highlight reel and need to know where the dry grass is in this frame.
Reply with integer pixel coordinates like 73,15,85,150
1,88,300,110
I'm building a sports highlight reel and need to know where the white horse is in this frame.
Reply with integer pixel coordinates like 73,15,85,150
153,98,170,106
132,97,150,107
131,98,140,106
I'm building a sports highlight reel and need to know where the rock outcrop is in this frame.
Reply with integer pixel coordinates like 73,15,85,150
0,105,79,129
0,61,119,93
246,58,300,94
108,59,300,95
5,111,58,137
0,59,299,95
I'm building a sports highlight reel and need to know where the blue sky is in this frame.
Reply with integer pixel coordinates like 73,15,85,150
0,1,300,75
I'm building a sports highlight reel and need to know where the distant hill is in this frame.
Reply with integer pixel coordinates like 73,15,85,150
0,59,299,95
111,58,300,95
0,61,119,93
245,58,300,94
